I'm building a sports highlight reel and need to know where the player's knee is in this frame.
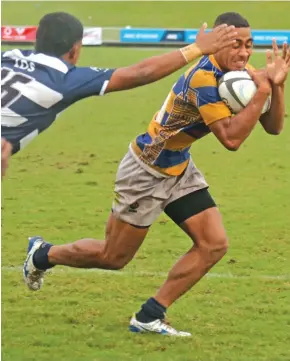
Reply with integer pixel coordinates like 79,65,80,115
208,236,229,261
198,235,229,264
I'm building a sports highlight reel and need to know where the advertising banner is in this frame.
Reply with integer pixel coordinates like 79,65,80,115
120,28,290,46
1,26,37,42
1,26,103,45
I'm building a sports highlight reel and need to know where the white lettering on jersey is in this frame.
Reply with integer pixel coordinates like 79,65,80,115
14,58,35,73
3,50,69,74
90,67,110,73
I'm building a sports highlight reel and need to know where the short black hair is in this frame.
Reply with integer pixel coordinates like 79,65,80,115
35,12,83,57
214,12,250,28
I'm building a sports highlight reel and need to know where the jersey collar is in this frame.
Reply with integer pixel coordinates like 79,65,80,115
209,55,222,71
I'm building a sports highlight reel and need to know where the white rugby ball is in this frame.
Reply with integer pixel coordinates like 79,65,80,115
218,71,271,114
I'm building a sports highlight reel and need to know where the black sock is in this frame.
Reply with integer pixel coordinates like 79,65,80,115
135,297,167,323
33,243,54,270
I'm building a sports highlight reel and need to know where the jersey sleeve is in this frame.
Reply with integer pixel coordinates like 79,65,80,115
245,63,255,71
64,66,116,103
188,69,231,125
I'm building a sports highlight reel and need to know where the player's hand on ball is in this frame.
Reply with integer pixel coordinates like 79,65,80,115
247,68,272,94
195,23,238,55
265,39,290,86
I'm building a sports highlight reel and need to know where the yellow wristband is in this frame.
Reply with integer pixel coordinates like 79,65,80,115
180,43,202,63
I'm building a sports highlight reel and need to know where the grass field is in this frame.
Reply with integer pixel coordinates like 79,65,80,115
1,2,290,361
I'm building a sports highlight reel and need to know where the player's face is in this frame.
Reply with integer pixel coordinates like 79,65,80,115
215,27,253,71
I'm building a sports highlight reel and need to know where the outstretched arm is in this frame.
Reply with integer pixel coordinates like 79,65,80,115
105,24,237,93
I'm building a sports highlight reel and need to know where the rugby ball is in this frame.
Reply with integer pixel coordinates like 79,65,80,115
218,71,271,114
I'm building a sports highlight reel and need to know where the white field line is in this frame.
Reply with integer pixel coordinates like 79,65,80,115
1,266,290,281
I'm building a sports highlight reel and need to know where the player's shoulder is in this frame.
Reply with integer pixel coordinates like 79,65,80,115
64,66,114,88
71,65,114,75
186,55,220,89
2,49,71,75
2,48,34,59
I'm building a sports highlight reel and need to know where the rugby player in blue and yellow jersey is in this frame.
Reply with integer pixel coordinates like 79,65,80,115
24,12,290,336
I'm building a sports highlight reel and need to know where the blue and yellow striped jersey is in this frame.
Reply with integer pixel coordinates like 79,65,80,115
131,55,252,176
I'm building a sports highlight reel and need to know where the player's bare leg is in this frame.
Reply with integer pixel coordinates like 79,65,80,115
47,213,148,269
154,207,228,307
23,213,148,290
131,207,228,335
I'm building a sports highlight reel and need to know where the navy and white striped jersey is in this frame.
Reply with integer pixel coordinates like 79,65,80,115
1,49,115,154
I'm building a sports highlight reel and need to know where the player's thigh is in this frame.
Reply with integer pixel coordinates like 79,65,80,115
181,206,228,251
164,159,228,249
165,187,226,244
112,150,172,227
105,151,166,264
167,189,228,252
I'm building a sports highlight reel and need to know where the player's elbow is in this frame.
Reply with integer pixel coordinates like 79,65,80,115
265,126,283,136
133,60,163,86
109,65,154,91
123,67,152,89
261,115,284,135
223,140,240,151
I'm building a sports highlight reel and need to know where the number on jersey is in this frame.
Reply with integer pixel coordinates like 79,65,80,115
1,67,34,108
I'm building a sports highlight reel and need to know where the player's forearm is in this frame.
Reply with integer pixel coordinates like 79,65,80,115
129,44,204,87
225,87,271,150
259,84,285,135
126,50,188,87
107,44,202,92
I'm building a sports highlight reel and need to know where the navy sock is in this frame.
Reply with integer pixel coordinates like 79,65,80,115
33,243,54,270
136,297,167,323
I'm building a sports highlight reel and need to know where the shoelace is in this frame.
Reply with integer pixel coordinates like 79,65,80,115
162,319,171,326
159,319,178,333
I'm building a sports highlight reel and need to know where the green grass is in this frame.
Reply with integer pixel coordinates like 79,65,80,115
2,0,290,29
2,1,290,361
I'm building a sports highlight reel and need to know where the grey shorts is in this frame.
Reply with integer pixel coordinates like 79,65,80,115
112,150,208,227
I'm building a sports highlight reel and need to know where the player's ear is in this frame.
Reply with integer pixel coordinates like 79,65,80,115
68,42,82,64
68,46,76,60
